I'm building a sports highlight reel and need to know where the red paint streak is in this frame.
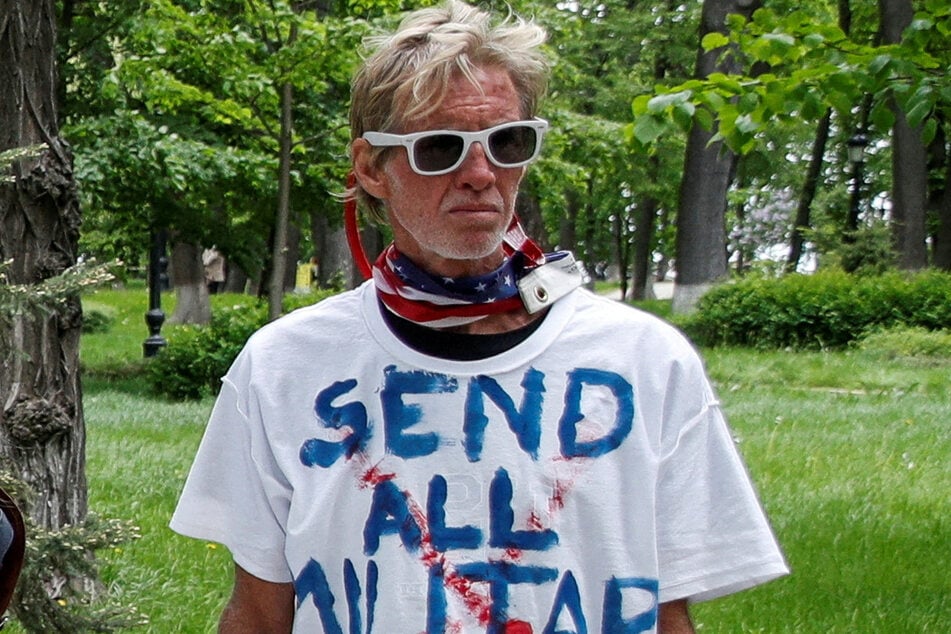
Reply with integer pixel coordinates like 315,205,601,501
528,511,544,530
353,452,594,630
359,464,396,488
404,488,493,625
548,479,569,513
351,457,494,627
445,572,492,624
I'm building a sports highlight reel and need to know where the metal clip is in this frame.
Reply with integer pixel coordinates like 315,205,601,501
518,253,586,313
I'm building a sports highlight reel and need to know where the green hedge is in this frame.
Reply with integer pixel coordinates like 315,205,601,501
680,270,951,350
148,290,336,399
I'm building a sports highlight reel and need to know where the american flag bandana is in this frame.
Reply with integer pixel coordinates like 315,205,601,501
373,217,585,328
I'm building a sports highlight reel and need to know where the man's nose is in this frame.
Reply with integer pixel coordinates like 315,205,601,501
454,142,496,187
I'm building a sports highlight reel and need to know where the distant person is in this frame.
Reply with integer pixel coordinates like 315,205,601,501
171,2,788,631
202,247,226,294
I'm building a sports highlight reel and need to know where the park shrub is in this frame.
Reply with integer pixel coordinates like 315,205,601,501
680,270,951,350
148,290,336,399
80,307,114,334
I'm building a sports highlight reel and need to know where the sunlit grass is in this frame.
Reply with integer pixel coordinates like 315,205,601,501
82,376,228,633
692,349,951,632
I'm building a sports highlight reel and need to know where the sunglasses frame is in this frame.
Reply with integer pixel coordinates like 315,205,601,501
363,118,549,176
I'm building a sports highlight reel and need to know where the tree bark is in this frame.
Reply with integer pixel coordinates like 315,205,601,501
672,0,761,313
935,160,951,269
613,204,634,301
516,191,550,251
268,76,295,321
0,0,87,531
879,0,929,270
559,188,581,254
168,240,210,325
630,193,657,300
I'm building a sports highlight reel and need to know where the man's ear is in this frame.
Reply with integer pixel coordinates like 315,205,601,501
351,139,389,200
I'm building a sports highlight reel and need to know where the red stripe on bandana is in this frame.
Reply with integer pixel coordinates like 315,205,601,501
373,217,548,328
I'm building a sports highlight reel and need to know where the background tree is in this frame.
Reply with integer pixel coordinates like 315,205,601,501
67,0,367,321
880,0,928,270
521,0,693,298
671,0,761,312
1,2,138,629
786,0,853,273
636,1,951,276
54,0,951,328
1,0,85,538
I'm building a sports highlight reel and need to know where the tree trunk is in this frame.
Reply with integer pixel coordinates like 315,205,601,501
559,188,581,254
0,0,87,531
168,240,210,325
672,0,760,314
880,0,928,270
613,206,633,302
516,191,550,251
674,118,733,313
313,213,353,289
582,177,598,289
224,266,249,293
630,194,657,300
787,110,832,272
889,105,929,269
268,77,295,321
934,146,951,270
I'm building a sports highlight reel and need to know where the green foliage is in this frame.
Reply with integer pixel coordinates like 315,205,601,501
81,303,116,334
147,298,268,400
633,4,951,152
521,0,694,274
802,217,898,276
681,270,951,349
66,0,368,277
1,260,116,323
147,290,336,399
0,473,145,633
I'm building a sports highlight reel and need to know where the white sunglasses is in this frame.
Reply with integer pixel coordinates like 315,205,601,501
363,118,548,176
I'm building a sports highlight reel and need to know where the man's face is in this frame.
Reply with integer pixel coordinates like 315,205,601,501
353,65,527,278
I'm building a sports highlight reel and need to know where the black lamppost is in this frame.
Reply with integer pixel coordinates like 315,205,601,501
845,132,869,236
143,228,168,357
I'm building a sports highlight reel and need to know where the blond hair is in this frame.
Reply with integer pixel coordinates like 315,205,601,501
349,0,549,220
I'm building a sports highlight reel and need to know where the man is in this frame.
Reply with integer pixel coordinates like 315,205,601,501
171,2,788,632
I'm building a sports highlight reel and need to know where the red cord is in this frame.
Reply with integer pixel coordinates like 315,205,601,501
345,172,373,280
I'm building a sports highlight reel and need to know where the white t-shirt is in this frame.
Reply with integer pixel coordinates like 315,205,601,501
171,283,788,633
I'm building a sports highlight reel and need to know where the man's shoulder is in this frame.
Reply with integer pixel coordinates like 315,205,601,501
565,288,698,356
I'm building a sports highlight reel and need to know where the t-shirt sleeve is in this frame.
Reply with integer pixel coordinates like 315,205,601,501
169,372,294,584
655,360,789,604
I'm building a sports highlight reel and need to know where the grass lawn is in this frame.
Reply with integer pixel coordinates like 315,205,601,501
9,285,947,632
694,348,950,632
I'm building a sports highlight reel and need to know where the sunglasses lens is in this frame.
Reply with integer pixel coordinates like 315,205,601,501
489,125,537,165
404,123,542,174
414,134,465,173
